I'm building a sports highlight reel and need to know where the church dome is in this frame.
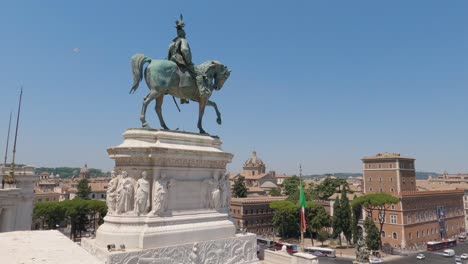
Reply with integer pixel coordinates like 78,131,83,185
243,151,264,167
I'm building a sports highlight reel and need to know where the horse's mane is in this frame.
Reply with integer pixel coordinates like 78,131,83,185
197,60,224,76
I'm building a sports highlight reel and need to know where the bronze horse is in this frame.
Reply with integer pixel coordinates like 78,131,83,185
129,53,231,134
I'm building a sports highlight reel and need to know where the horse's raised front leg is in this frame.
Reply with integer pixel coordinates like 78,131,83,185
197,97,208,134
140,92,155,128
155,94,169,130
206,100,222,125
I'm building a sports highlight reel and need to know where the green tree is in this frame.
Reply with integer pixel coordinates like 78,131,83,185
33,202,66,230
306,202,331,246
63,199,91,240
270,200,300,238
87,200,107,231
351,197,362,244
317,229,329,246
268,187,282,196
340,192,352,246
351,193,398,249
76,178,91,199
233,176,248,198
331,197,343,245
313,177,349,200
283,175,301,196
364,218,380,251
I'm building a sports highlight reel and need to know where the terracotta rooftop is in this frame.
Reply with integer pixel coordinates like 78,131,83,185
362,152,415,161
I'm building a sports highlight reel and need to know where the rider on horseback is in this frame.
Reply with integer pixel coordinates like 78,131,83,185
168,15,208,104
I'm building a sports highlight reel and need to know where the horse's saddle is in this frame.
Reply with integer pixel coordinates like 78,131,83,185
175,66,195,88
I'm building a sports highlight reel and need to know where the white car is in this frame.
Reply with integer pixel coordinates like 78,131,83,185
369,258,383,264
461,253,468,259
416,254,425,260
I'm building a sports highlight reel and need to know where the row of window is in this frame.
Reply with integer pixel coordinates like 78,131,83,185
231,208,273,215
407,208,463,224
369,177,393,182
381,231,398,240
365,163,413,169
369,187,396,192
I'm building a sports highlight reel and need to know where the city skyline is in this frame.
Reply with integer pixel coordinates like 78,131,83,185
1,1,467,175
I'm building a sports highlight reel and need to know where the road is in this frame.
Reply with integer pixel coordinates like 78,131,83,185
318,242,468,264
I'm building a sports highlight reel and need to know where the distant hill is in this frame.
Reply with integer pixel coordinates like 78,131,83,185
303,172,439,180
303,173,362,179
35,167,107,178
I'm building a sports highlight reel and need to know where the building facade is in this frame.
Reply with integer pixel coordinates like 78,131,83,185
230,196,287,236
0,165,37,232
362,153,465,249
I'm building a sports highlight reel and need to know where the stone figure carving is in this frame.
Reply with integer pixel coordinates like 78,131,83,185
353,236,370,264
167,15,206,105
151,174,169,216
129,16,231,134
190,242,199,264
220,173,231,208
134,171,150,215
106,171,119,214
208,174,221,209
116,171,135,214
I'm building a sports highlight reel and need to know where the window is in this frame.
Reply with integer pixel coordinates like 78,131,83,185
369,187,373,192
409,232,412,239
391,205,395,210
252,171,255,175
391,188,394,192
379,177,382,182
390,177,393,182
92,194,95,198
379,164,382,168
389,164,393,168
381,231,386,238
369,178,372,182
392,232,397,239
390,215,397,224
416,231,419,238
407,213,411,224
379,188,383,192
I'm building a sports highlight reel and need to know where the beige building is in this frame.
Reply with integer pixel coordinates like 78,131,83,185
230,196,287,236
362,153,465,249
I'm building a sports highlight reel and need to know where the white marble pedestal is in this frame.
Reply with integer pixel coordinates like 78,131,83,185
83,129,259,263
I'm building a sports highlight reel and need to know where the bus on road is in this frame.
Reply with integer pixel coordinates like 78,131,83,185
304,246,336,258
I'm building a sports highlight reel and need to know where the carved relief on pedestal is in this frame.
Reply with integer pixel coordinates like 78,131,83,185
150,173,169,216
116,171,136,215
134,171,150,216
106,171,119,215
220,173,231,209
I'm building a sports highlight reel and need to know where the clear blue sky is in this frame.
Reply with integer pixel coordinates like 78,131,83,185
1,1,467,175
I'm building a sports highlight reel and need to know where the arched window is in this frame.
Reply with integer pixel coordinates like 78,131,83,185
392,232,397,239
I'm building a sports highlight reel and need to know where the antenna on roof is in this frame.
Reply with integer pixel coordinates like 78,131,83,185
3,111,12,168
5,87,23,185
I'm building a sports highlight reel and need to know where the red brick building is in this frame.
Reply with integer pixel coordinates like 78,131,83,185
362,153,465,249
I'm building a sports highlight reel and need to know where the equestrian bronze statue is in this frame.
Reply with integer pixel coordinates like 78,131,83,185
129,15,231,134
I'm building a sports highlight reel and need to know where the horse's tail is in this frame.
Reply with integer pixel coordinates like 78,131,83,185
130,53,151,94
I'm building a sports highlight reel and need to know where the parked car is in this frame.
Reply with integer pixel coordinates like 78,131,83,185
455,257,462,264
369,258,383,264
460,253,468,259
416,254,425,260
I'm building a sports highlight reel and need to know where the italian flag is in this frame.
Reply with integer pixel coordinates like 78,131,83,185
299,182,307,233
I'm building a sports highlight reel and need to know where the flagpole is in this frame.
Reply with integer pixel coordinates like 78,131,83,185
300,164,304,251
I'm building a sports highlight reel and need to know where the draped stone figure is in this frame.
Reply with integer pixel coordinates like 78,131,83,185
116,171,135,214
106,171,119,214
134,171,150,215
220,173,231,208
151,174,169,216
209,174,221,209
